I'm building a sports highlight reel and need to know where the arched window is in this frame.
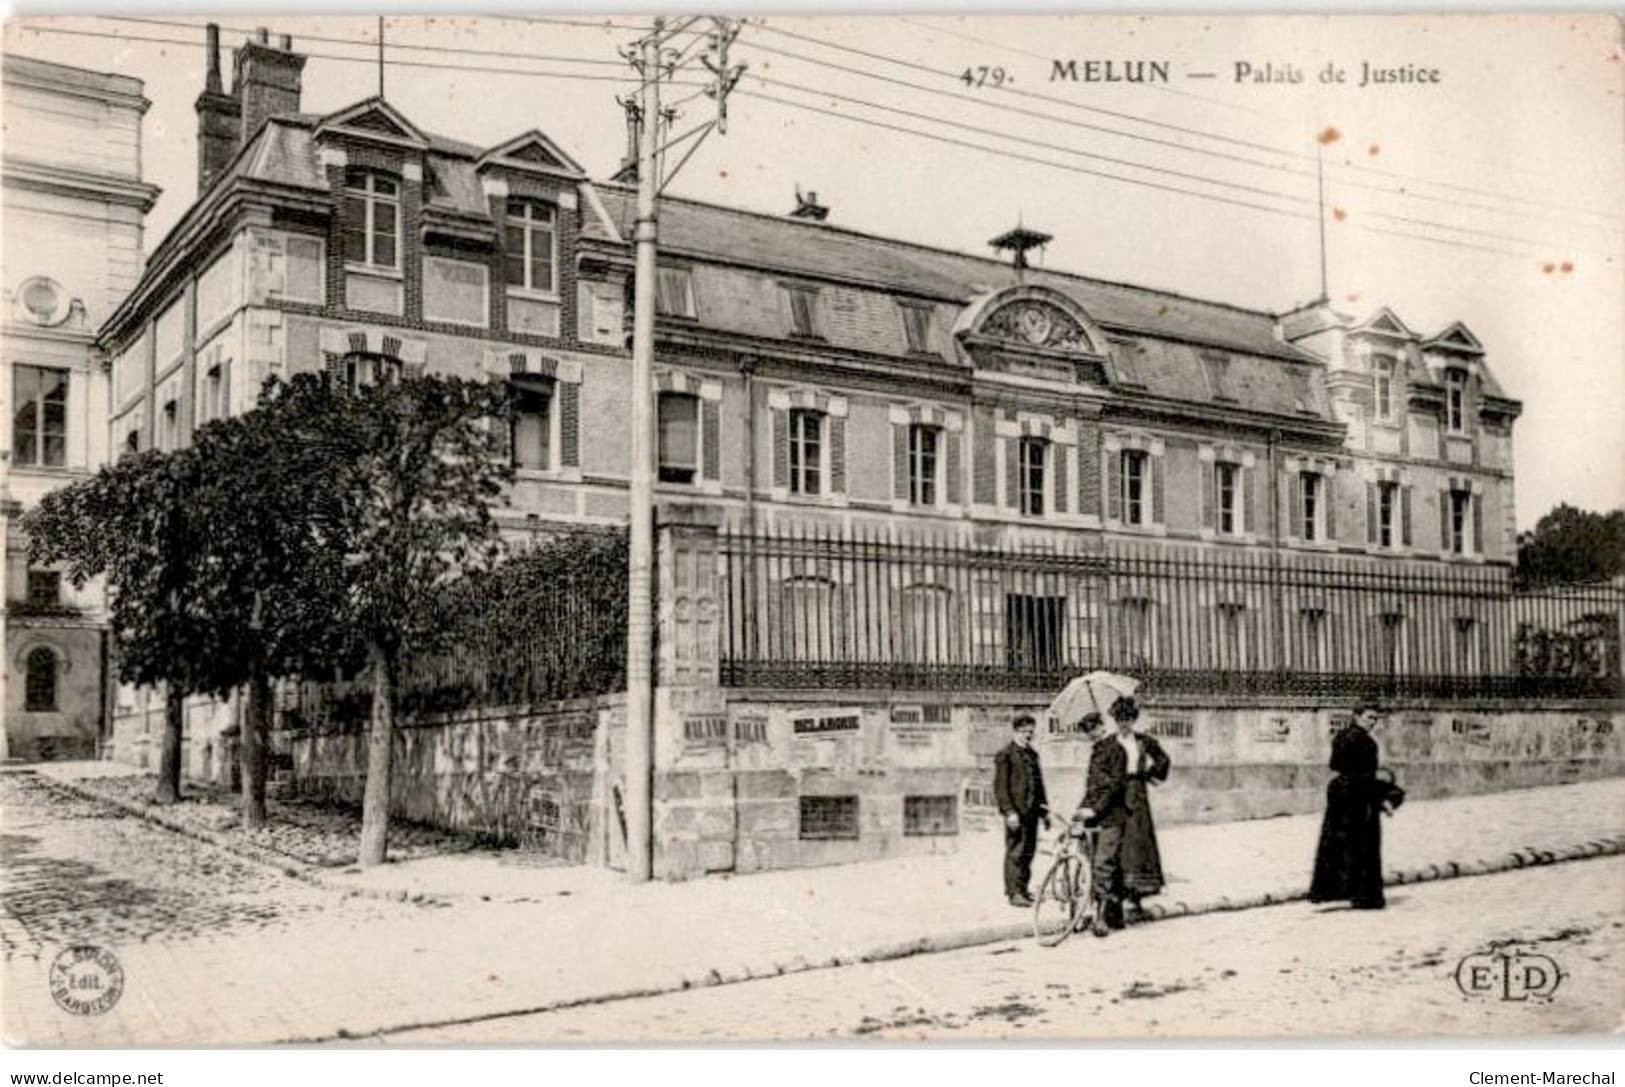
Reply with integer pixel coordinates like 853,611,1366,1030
25,647,57,711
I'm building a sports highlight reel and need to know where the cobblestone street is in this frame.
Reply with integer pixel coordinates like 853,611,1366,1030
4,767,1622,1046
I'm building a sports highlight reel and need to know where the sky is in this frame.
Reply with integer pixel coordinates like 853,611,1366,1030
4,9,1620,530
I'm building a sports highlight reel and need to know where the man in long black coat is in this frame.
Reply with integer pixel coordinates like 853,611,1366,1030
994,714,1050,907
1309,705,1387,909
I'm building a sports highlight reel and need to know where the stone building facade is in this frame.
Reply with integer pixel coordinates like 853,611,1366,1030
1,54,159,760
94,29,1573,876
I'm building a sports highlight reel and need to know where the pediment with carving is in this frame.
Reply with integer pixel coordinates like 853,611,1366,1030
981,299,1097,353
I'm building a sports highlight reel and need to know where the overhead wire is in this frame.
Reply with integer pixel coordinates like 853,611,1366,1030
748,18,1623,226
734,88,1561,263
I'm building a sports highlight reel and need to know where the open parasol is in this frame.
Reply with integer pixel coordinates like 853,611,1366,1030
1046,671,1141,731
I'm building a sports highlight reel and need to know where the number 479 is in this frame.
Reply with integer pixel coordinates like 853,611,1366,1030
960,66,1009,88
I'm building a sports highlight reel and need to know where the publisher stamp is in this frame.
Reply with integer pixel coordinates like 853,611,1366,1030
48,945,125,1016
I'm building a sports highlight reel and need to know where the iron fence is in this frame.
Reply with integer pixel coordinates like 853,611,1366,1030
718,527,1624,701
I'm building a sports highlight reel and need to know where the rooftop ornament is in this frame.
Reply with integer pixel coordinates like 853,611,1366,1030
989,224,1053,274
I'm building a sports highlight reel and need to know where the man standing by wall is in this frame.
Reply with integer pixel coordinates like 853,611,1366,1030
995,714,1050,907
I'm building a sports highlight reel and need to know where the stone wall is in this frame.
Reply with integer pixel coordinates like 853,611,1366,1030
283,695,625,865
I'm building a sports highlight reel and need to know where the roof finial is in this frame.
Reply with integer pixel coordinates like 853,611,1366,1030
989,223,1052,276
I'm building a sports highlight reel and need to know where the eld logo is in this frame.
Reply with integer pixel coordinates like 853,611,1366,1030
1454,951,1563,1002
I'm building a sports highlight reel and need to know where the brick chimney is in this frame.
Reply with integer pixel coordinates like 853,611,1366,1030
194,23,241,194
234,28,306,149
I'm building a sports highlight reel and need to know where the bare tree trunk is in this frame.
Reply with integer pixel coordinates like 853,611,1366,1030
156,685,184,805
241,671,271,830
359,641,395,866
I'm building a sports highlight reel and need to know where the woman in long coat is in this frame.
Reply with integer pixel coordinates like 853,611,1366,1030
1308,705,1387,910
1077,697,1170,933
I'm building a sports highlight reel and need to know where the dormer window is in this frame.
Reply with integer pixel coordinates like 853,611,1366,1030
505,199,557,295
342,169,400,271
1446,368,1467,434
785,285,819,337
655,267,696,318
900,303,932,353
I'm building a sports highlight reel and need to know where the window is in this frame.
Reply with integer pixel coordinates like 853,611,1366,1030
785,285,819,337
1377,481,1398,548
1018,437,1047,516
201,361,230,425
12,365,67,468
123,428,140,457
1374,358,1395,422
657,392,699,484
1299,471,1322,541
1117,597,1154,669
1202,353,1233,400
1005,593,1065,673
1446,368,1467,434
900,303,932,353
903,795,957,837
900,584,954,663
1453,617,1479,674
504,200,556,294
1121,449,1148,526
655,267,696,318
1215,461,1239,536
788,408,823,496
908,424,939,506
25,647,57,712
799,795,859,841
510,377,552,470
1215,603,1247,668
1298,608,1327,671
342,169,400,270
1379,612,1406,675
1449,489,1471,554
336,352,401,394
27,570,61,607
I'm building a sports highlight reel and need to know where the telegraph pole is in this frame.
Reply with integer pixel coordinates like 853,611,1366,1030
623,16,744,883
623,18,662,885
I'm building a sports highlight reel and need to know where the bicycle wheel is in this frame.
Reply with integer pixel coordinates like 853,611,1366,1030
1033,853,1084,947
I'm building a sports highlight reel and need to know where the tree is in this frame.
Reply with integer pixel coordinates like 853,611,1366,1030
1516,504,1625,587
311,374,513,865
25,447,213,804
184,377,357,827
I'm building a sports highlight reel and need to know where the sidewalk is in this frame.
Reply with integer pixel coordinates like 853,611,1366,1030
9,764,1624,1045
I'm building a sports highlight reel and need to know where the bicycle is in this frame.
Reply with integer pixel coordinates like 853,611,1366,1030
1032,819,1099,947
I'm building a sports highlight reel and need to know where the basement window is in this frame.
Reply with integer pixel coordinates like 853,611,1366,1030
799,795,859,841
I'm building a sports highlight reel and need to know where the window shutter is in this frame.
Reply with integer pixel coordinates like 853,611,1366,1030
1324,474,1338,541
1053,445,1068,515
1106,449,1122,521
1004,438,1020,509
1201,461,1215,530
972,411,995,506
1150,454,1165,525
1472,494,1483,555
701,399,720,482
893,424,909,501
222,361,232,419
1241,465,1253,534
945,430,962,506
1286,470,1300,539
324,351,344,385
1366,482,1378,544
1439,487,1450,550
560,382,580,468
1077,422,1098,516
1401,485,1413,546
772,409,788,489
